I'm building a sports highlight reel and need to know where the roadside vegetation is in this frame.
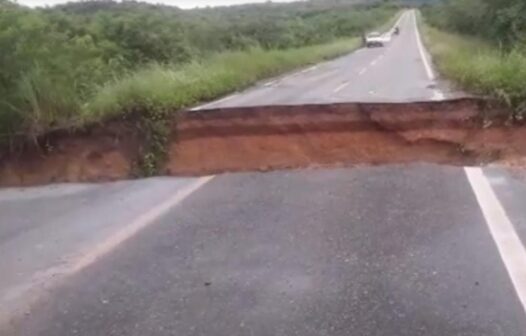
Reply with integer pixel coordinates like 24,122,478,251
87,40,361,122
0,0,397,147
421,0,526,119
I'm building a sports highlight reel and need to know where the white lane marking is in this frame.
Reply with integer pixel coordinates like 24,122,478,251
191,94,239,111
465,167,526,315
412,10,446,101
394,11,407,30
264,80,277,87
1,176,215,317
412,10,435,81
369,53,385,67
334,82,350,93
302,65,318,73
358,69,367,76
276,64,320,82
69,176,215,273
384,11,407,37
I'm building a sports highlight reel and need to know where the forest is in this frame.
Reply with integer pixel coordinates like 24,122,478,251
0,0,397,143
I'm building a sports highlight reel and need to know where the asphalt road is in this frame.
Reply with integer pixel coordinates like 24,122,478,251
193,10,456,110
3,166,526,335
2,9,526,336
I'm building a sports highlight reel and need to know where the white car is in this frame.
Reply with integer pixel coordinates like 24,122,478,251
364,32,387,48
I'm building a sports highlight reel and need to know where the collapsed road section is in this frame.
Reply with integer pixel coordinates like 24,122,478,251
1,98,525,187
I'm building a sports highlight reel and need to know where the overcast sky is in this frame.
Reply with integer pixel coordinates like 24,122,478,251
16,0,301,9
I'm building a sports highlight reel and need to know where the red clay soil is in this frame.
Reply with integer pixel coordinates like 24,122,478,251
0,122,141,186
1,98,525,186
165,98,524,175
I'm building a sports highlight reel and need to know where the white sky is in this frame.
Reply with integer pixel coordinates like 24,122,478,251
16,0,301,9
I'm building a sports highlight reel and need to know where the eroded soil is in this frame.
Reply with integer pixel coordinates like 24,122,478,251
1,99,525,186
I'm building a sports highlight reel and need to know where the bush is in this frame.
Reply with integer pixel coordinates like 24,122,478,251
422,25,526,118
422,0,526,117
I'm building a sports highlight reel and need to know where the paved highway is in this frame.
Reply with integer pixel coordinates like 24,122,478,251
2,9,526,336
193,10,455,110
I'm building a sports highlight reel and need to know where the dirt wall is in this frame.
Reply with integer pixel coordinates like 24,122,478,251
1,99,525,186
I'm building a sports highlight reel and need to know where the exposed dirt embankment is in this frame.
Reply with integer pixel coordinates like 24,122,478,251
1,98,525,186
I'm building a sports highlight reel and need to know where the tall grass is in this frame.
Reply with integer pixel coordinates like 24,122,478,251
85,40,359,121
421,22,526,118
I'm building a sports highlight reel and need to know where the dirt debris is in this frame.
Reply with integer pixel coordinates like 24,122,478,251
1,98,525,187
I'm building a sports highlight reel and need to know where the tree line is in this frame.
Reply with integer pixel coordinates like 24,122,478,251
423,0,526,48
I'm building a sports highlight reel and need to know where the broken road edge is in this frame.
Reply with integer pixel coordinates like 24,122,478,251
1,98,525,187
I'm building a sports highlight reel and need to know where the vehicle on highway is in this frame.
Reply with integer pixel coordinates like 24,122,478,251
365,32,386,48
394,26,400,35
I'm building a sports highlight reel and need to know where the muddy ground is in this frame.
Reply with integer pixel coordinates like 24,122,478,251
1,98,525,187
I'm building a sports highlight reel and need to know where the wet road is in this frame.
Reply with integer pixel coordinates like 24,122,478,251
2,9,526,336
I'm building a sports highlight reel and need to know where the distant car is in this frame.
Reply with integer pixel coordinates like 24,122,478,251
365,32,385,48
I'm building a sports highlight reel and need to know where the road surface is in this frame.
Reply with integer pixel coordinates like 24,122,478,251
193,10,455,110
2,9,526,336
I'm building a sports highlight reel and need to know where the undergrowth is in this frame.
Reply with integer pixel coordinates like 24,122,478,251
420,18,526,120
134,109,170,177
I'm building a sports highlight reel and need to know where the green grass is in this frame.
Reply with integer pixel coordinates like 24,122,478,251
85,40,360,122
420,19,526,118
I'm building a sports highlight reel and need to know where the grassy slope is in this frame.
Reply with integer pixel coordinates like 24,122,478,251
419,16,526,117
85,40,360,122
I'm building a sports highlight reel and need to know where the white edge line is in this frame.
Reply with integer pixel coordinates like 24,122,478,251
465,167,526,315
191,94,239,111
334,82,350,93
301,65,318,73
264,80,277,87
412,10,435,81
0,176,215,321
385,11,407,37
70,176,215,273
